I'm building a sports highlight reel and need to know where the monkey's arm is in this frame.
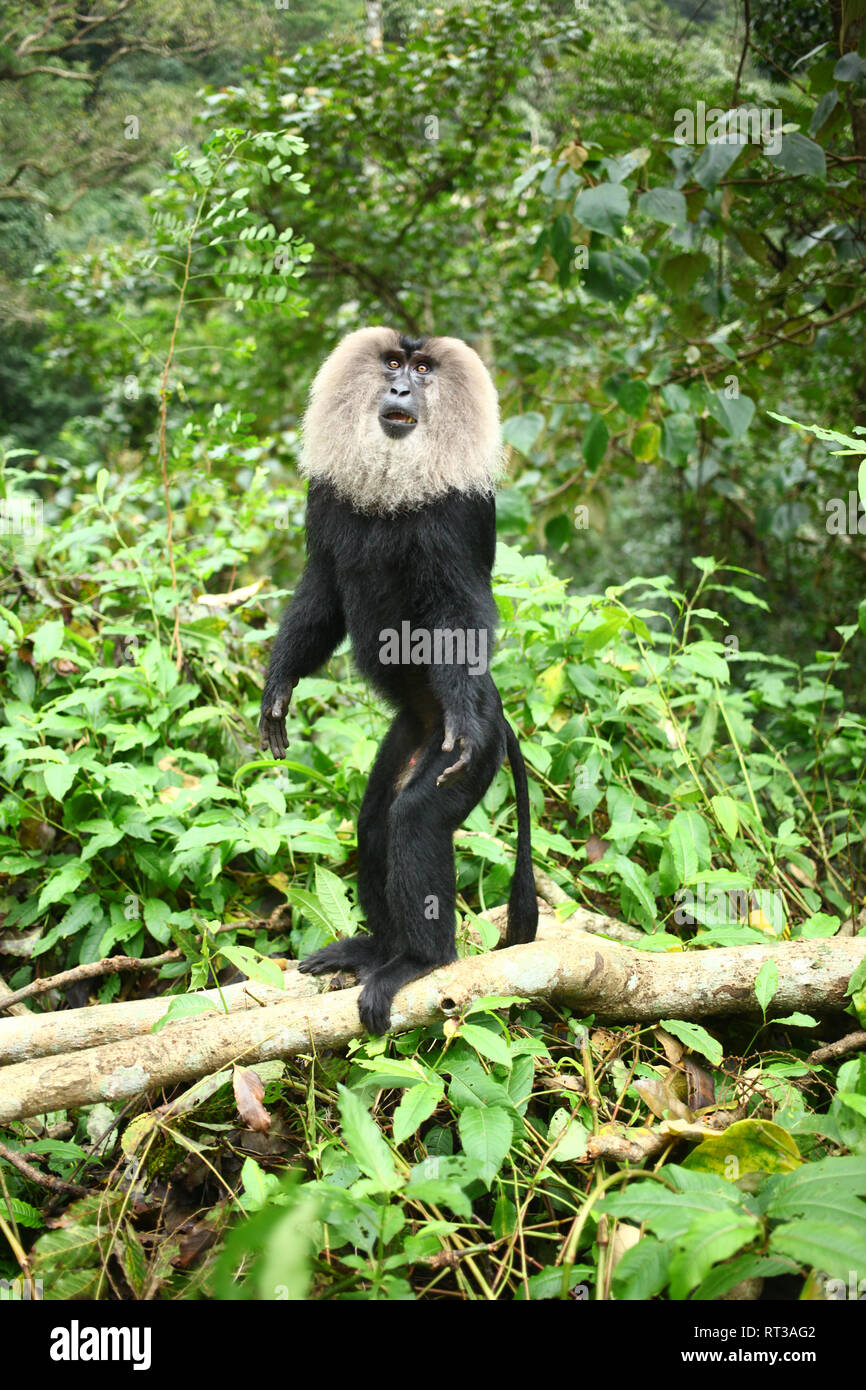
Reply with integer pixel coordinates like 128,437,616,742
259,556,346,759
427,493,499,785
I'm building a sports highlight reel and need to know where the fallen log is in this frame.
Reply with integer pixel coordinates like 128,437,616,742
0,903,625,1063
0,933,862,1124
0,962,322,1065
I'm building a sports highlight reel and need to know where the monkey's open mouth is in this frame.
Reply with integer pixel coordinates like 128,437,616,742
379,407,418,437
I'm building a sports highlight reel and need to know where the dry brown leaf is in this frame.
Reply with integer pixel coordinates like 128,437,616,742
233,1065,271,1132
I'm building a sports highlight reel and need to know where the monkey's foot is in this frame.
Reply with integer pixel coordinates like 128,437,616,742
298,937,384,980
357,952,456,1035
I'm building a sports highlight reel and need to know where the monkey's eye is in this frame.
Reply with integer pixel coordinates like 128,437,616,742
415,362,430,374
385,357,401,369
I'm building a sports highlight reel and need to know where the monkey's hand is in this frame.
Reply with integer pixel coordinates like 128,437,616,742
437,716,473,786
259,679,297,760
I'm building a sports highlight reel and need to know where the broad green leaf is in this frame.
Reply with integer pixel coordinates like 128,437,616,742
693,138,745,189
660,251,710,295
43,761,76,800
337,1085,399,1192
314,865,355,937
548,1108,590,1161
770,1220,866,1282
769,132,826,179
501,412,545,456
37,862,89,911
708,390,756,439
392,1082,444,1144
711,795,740,841
32,619,65,665
219,944,285,990
755,959,779,1014
632,422,661,461
659,1019,723,1067
637,187,687,226
152,995,220,1031
611,1235,671,1300
615,379,650,418
669,1209,761,1300
582,411,609,468
574,181,629,236
458,1022,513,1068
582,249,648,304
458,1105,513,1185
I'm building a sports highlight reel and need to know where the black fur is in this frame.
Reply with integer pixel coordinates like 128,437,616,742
260,480,537,1033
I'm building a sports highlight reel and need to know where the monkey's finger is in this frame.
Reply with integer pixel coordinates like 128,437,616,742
260,716,289,760
437,744,472,786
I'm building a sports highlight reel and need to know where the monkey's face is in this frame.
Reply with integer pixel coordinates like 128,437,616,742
300,326,503,512
378,347,432,439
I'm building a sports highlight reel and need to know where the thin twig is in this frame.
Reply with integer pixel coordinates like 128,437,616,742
0,950,181,1013
0,1139,88,1196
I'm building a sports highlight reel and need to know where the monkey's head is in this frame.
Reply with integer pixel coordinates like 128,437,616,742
299,327,503,513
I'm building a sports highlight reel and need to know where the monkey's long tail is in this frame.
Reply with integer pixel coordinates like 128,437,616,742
503,720,539,947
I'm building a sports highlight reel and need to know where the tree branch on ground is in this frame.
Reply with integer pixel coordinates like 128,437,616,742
0,922,862,1124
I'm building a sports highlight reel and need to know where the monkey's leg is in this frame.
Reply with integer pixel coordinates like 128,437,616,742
298,710,423,983
358,714,505,1034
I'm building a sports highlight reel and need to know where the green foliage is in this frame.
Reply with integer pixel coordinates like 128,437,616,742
2,0,866,1306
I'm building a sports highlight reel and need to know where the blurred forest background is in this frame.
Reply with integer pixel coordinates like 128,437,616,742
2,0,866,1303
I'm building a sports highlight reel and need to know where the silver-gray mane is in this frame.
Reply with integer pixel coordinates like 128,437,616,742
299,326,504,513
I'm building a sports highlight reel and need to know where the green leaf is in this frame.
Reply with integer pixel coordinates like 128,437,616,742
693,138,745,189
37,862,89,911
314,865,355,938
582,250,648,304
711,795,740,841
218,944,285,990
708,390,756,439
835,52,866,81
669,1208,761,1300
501,412,545,456
755,959,779,1014
660,411,698,465
337,1085,399,1192
152,995,220,1031
458,1022,513,1068
43,761,76,800
615,379,650,418
611,1235,671,1299
392,1082,444,1144
632,422,661,461
810,89,839,136
548,1108,590,1161
32,619,65,665
582,411,609,468
683,1119,801,1177
770,1220,866,1282
661,251,711,295
666,810,711,886
769,132,826,179
637,187,687,227
458,1105,513,1185
693,1254,797,1301
292,889,349,941
659,1019,723,1067
574,181,629,236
